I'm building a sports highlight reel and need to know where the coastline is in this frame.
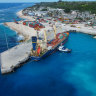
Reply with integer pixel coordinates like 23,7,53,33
4,22,37,40
4,9,96,40
1,6,96,74
16,10,35,21
3,9,37,41
4,10,37,41
1,42,32,74
16,10,96,36
62,24,96,35
1,10,37,74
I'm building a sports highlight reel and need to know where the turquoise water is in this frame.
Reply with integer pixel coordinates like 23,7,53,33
0,3,34,52
0,3,96,96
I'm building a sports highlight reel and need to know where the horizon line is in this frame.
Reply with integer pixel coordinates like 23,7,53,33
0,1,96,3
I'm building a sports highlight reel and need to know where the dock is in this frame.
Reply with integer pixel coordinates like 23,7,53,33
0,42,32,74
62,24,96,35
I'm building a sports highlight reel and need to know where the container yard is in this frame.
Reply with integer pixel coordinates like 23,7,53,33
23,21,45,31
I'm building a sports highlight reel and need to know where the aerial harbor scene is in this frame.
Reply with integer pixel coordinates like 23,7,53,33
0,0,96,96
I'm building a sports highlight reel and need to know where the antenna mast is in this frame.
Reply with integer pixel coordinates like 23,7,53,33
4,28,9,50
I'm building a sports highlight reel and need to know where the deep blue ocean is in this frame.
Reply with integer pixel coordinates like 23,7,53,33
0,3,96,96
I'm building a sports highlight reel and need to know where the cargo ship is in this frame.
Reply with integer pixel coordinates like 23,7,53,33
30,25,69,61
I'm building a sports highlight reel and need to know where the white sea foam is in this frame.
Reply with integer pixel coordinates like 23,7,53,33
0,9,4,12
0,5,20,12
0,23,3,25
0,8,10,12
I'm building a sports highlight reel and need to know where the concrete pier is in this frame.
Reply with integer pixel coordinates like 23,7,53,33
62,24,96,35
1,23,96,74
0,42,32,74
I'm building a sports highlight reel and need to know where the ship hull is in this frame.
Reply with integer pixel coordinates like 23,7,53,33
30,36,68,61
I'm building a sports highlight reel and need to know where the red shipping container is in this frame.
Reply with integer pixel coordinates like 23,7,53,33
23,22,26,25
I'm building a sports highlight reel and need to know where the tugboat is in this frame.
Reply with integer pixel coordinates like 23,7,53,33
58,46,71,53
30,25,69,61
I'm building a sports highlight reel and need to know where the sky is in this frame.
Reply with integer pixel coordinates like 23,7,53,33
0,0,96,3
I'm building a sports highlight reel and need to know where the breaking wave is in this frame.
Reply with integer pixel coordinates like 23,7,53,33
0,23,3,25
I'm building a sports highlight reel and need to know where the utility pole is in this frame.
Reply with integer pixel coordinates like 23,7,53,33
4,28,9,50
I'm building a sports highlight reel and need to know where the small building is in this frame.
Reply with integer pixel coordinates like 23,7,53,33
28,12,35,16
34,11,47,17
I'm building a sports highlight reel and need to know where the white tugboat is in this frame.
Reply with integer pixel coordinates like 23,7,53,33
58,46,72,53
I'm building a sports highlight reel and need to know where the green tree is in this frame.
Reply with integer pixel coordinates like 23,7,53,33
64,8,71,13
